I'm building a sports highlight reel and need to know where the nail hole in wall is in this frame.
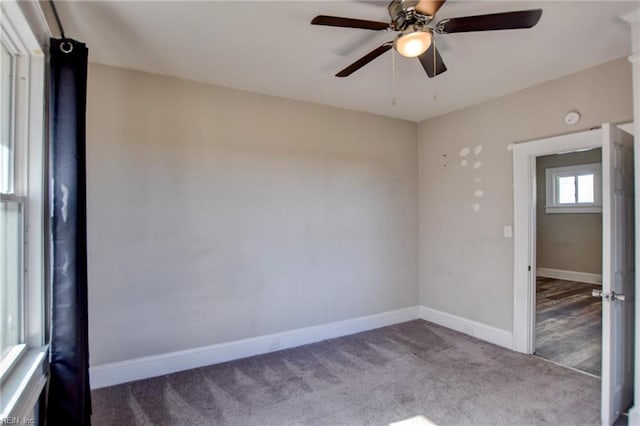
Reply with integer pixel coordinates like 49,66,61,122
473,161,482,169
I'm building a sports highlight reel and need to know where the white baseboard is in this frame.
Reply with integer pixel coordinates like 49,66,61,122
90,305,421,389
629,405,640,426
536,267,602,285
419,306,513,350
91,305,519,389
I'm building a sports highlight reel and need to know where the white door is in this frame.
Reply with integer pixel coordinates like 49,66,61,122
601,123,635,425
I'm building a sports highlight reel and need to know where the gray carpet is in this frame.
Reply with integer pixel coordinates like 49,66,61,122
91,320,600,425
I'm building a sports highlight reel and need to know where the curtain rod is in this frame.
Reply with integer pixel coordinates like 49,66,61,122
49,0,66,40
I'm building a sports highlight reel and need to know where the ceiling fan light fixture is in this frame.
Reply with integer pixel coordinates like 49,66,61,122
394,30,432,58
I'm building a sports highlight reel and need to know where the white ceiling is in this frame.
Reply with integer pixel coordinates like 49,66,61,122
53,1,637,122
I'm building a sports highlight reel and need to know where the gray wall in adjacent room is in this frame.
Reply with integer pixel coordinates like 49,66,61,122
536,149,602,275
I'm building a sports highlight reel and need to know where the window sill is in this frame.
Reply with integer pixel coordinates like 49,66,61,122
0,346,48,421
545,206,602,214
0,345,27,381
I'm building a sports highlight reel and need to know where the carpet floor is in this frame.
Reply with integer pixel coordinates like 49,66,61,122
91,320,600,426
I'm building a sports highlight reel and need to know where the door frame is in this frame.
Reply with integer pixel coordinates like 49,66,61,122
512,127,603,354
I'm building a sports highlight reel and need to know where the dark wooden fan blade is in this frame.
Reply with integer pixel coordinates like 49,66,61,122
418,44,447,78
416,0,446,17
437,9,542,34
311,15,390,31
336,42,393,77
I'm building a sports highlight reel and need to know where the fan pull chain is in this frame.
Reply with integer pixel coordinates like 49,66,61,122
432,38,438,102
391,48,397,107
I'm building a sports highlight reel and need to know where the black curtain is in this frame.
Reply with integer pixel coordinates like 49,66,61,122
47,38,91,425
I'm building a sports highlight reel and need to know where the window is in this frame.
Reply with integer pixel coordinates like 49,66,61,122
0,199,25,368
545,163,601,214
0,22,27,378
0,1,46,421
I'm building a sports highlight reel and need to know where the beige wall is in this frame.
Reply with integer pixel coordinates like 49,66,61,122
86,63,419,365
536,149,602,275
418,57,632,331
88,56,632,364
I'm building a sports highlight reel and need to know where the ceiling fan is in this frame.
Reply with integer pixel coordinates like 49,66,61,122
311,0,542,78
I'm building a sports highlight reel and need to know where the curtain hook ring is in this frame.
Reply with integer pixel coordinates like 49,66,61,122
60,41,73,53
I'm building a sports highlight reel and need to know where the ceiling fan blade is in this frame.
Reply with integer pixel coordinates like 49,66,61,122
336,42,393,77
436,9,542,34
415,0,446,17
418,44,447,78
311,15,390,31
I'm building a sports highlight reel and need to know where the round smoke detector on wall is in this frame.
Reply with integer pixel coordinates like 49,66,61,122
564,111,581,125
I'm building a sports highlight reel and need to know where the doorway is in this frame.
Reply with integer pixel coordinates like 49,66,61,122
534,148,603,376
512,124,635,425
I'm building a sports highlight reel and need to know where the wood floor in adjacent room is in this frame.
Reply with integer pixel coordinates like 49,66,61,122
535,277,602,376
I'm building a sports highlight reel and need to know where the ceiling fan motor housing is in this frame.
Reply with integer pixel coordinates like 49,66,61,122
388,0,433,31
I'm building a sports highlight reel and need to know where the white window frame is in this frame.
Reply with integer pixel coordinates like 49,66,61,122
545,162,602,214
0,1,47,422
1,14,29,382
